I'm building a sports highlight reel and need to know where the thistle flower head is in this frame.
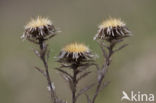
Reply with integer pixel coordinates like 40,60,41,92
21,16,56,43
99,18,125,28
25,16,52,29
58,43,94,64
94,18,131,41
63,43,89,53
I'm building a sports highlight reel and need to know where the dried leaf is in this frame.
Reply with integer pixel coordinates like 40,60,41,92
114,44,128,52
99,81,110,91
85,94,91,103
76,83,96,98
77,71,91,82
33,49,40,57
97,40,108,58
56,97,67,103
78,63,99,72
34,66,46,77
27,38,39,44
59,73,74,92
56,68,72,79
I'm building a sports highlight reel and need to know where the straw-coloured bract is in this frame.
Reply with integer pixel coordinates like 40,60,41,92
94,18,131,41
21,16,56,43
58,43,94,64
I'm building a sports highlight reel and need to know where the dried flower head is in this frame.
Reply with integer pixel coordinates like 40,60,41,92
21,16,56,43
94,18,131,41
58,43,94,64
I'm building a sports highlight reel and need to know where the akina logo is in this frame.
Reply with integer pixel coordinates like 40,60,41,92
121,91,154,102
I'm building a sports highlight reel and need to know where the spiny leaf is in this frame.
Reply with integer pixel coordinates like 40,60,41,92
77,71,91,82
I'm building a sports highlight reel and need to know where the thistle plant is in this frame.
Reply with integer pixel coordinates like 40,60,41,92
90,18,131,103
21,17,131,103
57,43,95,103
21,17,66,103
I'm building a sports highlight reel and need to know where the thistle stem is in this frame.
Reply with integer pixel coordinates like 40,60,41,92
92,42,114,103
39,40,56,103
72,64,79,103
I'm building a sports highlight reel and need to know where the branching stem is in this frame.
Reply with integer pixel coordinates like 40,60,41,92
39,40,56,103
91,41,114,103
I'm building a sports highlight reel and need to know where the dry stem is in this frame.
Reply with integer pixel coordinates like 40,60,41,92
36,39,56,103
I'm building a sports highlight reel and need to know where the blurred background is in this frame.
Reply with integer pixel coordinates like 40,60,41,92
0,0,156,103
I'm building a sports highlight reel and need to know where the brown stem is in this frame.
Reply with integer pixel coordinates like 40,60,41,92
72,64,79,103
92,42,114,103
39,40,56,103
39,39,44,49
